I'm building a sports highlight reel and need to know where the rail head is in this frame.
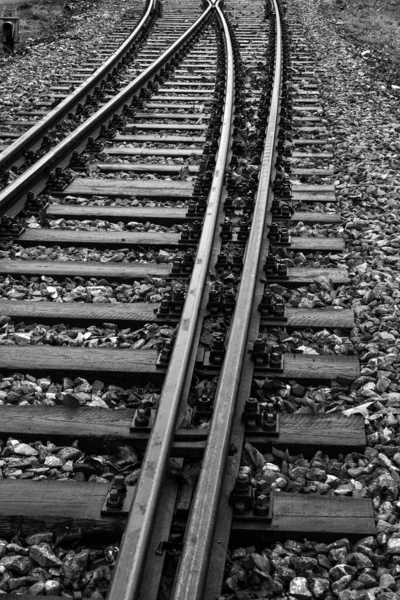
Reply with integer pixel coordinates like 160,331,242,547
105,1,233,599
171,1,282,599
0,2,213,219
0,0,157,172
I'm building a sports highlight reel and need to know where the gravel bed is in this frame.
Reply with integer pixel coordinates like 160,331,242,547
0,245,189,264
271,251,345,268
93,169,197,182
240,442,392,498
0,437,140,483
292,202,339,213
0,0,142,122
289,223,342,237
0,531,119,596
251,380,353,414
222,536,400,599
106,141,203,148
0,319,175,350
73,161,198,181
49,195,190,207
265,281,348,309
286,0,400,410
30,217,183,234
0,373,160,408
252,375,400,424
134,117,209,124
290,157,335,169
138,108,207,116
96,153,203,165
222,0,400,595
258,326,355,356
0,274,180,303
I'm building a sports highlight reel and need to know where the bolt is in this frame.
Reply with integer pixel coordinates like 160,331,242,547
254,493,270,515
253,337,266,353
158,298,170,314
198,394,212,409
209,286,220,302
245,397,258,414
212,332,225,349
180,226,190,241
281,228,290,244
234,472,250,493
274,301,285,317
256,480,269,494
171,257,182,273
260,291,274,311
261,408,276,431
159,347,172,364
173,288,184,301
187,201,196,214
113,475,126,492
135,408,149,427
107,488,123,509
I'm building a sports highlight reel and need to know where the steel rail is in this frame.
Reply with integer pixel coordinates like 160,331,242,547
0,0,157,171
105,1,233,598
0,4,213,218
171,1,282,598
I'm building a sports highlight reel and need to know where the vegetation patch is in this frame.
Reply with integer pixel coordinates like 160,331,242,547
316,0,400,86
0,0,100,52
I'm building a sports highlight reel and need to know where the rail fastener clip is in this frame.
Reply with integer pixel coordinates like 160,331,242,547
101,475,135,516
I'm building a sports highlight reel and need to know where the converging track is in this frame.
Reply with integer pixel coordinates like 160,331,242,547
0,0,379,597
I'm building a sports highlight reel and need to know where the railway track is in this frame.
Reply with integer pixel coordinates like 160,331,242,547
0,0,381,597
0,0,150,171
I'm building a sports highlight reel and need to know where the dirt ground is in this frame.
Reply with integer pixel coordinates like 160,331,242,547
316,0,400,86
0,0,99,51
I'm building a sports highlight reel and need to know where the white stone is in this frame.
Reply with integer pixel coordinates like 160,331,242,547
13,443,38,456
290,577,313,599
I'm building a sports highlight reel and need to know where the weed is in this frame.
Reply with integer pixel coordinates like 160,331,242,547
319,0,400,55
317,0,400,84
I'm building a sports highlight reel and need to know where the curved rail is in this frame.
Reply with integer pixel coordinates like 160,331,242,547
0,3,213,218
171,1,282,598
105,1,233,598
0,0,158,171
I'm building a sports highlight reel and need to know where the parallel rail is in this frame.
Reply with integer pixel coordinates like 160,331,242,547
172,1,282,598
0,1,235,596
0,3,213,217
0,0,157,171
0,0,378,598
105,1,233,597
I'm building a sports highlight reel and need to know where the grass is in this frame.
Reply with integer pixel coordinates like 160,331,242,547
0,0,65,48
317,0,400,83
0,0,84,52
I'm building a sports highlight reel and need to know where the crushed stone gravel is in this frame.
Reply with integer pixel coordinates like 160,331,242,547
0,529,119,596
0,0,141,122
0,437,140,483
0,273,184,303
0,244,188,264
0,373,160,408
0,318,176,350
223,0,400,596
